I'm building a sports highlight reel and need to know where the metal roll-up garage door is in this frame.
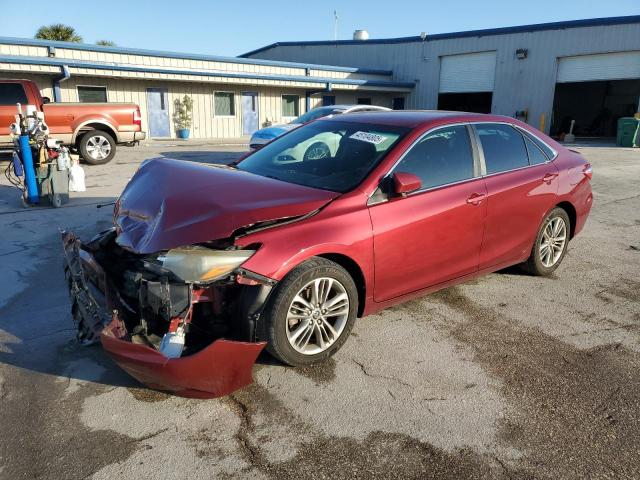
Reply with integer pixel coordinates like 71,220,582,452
552,51,640,138
557,51,640,83
438,51,497,113
439,51,497,93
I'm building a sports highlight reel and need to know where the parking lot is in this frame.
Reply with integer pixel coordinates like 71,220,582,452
0,143,638,479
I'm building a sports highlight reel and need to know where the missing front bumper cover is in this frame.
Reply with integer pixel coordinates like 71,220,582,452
61,230,267,398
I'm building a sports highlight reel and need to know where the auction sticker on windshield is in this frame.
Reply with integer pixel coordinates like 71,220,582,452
349,131,388,145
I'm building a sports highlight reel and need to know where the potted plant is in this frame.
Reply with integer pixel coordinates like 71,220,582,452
173,95,193,139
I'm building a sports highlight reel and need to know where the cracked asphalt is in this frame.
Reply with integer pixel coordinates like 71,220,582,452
0,143,638,479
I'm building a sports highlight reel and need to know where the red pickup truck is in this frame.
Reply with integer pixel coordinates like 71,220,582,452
0,79,146,164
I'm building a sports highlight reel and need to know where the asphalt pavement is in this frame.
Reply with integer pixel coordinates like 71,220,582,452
0,143,638,479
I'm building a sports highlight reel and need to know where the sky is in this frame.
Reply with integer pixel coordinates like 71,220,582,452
0,0,638,57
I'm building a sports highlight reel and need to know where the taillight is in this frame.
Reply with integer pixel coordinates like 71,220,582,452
133,107,142,128
583,163,593,180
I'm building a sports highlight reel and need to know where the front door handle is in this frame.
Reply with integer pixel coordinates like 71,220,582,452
466,193,485,205
542,173,558,184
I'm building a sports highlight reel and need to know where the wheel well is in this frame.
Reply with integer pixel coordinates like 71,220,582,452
556,201,577,239
76,123,117,145
317,253,366,317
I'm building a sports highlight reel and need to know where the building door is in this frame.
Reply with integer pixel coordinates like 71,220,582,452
551,52,640,137
438,51,496,113
147,88,170,138
242,92,259,135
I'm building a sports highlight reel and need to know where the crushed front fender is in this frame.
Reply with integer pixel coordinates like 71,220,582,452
61,230,267,399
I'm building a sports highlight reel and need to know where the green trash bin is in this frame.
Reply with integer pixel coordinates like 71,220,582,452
616,117,640,147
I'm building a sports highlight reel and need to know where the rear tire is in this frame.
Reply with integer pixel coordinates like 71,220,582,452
78,130,116,165
261,257,358,366
522,207,570,276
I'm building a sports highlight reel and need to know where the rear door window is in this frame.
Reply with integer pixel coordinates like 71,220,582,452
476,123,529,175
393,125,475,190
0,83,28,105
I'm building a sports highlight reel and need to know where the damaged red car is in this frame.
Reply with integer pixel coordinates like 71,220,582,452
63,111,593,398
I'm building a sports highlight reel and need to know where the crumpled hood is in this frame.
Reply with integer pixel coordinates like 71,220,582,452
251,123,299,139
114,158,338,254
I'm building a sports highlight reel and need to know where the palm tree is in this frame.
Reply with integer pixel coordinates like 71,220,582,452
35,24,82,42
96,40,116,46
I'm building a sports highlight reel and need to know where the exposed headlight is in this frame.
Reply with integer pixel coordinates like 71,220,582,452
156,246,255,283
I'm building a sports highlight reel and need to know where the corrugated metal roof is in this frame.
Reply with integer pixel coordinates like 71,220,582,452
240,15,640,57
0,36,393,76
0,54,415,90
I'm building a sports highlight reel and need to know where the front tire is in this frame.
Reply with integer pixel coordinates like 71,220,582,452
262,257,358,366
303,141,331,162
522,207,570,276
78,130,116,165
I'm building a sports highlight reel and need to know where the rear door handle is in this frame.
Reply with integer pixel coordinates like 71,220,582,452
542,173,558,184
466,193,485,205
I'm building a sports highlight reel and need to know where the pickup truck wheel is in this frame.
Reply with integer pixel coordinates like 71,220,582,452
262,257,358,366
79,130,116,165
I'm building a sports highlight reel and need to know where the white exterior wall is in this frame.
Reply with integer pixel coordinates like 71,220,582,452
0,38,409,139
22,75,396,138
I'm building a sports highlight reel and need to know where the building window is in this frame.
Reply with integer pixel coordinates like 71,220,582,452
77,86,107,103
282,95,300,118
392,97,405,110
322,95,336,106
357,97,372,105
214,92,235,116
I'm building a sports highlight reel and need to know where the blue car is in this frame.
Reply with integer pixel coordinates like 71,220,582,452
249,104,389,149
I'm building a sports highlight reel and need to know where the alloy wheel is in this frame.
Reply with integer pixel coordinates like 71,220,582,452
85,135,112,161
540,217,567,267
286,277,350,355
304,142,331,161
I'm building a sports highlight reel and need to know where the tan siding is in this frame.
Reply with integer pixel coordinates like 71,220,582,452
2,41,394,82
0,39,405,140
0,71,54,100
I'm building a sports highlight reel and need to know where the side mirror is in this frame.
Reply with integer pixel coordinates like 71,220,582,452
42,97,51,104
392,172,422,195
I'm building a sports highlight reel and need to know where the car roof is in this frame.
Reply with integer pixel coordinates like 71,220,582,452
329,104,390,112
318,110,517,128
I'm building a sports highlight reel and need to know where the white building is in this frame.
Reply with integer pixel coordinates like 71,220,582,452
0,37,413,139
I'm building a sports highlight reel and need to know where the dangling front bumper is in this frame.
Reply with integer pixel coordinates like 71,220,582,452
61,230,266,399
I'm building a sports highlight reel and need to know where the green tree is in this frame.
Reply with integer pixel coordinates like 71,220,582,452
96,40,116,46
35,24,82,42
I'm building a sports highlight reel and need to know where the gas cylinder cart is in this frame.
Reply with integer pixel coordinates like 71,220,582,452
5,103,72,208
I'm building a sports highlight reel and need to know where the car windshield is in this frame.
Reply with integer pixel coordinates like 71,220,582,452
290,107,340,125
237,120,409,193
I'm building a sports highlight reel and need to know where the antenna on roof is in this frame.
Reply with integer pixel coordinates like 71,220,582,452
333,10,339,40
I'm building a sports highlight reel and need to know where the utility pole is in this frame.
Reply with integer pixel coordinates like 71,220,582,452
333,10,339,40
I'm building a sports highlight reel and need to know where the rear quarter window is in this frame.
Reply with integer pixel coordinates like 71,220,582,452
523,135,549,165
0,83,28,105
525,131,556,159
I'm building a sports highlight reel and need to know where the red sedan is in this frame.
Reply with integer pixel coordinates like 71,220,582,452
63,111,593,397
